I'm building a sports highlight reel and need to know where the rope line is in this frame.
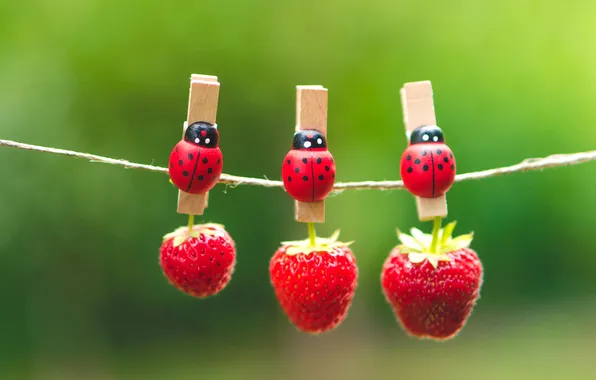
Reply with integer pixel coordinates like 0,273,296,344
2,139,595,191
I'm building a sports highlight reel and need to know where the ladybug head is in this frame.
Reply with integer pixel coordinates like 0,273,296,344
292,129,327,150
184,121,219,148
410,125,444,144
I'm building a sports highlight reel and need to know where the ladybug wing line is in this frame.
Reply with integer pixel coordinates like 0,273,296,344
186,149,201,192
430,149,436,197
309,150,315,202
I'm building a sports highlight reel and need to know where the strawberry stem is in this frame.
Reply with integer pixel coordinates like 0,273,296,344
307,223,316,247
188,214,194,234
430,216,442,254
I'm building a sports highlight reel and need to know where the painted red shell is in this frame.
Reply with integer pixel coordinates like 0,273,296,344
282,129,336,202
400,125,455,198
169,121,223,194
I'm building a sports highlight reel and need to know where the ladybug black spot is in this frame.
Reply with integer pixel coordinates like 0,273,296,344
295,168,300,173
436,149,442,154
302,158,308,164
406,155,412,161
332,173,335,179
178,160,183,166
415,159,421,165
325,166,330,172
202,157,208,164
217,159,221,164
450,153,453,158
407,167,413,173
438,164,443,170
319,175,324,180
183,171,189,177
303,176,308,181
188,153,194,160
287,159,291,164
288,176,292,182
423,165,429,171
198,175,204,180
422,150,427,156
443,157,449,163
451,164,454,170
208,168,213,174
317,158,322,164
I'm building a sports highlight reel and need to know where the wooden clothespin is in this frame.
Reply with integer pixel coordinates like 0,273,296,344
400,81,448,221
294,85,329,223
177,74,220,215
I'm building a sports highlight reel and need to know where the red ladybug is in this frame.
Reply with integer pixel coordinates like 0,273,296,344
400,125,456,198
169,121,223,194
282,129,336,202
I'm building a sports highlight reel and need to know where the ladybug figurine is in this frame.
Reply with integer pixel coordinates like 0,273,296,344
282,129,336,202
400,125,456,198
169,121,223,194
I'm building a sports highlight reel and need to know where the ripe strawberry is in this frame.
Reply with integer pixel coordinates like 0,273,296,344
381,221,483,340
269,231,358,333
160,223,236,298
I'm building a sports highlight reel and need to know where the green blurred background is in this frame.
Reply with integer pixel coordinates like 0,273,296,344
1,0,596,379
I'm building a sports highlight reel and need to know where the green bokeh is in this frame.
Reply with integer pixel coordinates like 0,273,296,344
1,1,596,379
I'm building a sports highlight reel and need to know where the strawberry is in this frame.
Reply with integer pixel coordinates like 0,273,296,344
269,230,358,333
160,223,236,298
381,221,483,340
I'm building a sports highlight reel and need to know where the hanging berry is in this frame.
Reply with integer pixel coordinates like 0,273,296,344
270,231,357,333
381,223,483,340
282,129,336,202
160,223,236,298
400,125,456,198
169,121,223,195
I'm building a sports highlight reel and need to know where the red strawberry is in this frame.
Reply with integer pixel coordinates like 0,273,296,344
269,231,358,333
160,223,236,298
381,221,483,340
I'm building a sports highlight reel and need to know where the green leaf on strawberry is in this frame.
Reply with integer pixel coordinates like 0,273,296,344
163,223,225,248
280,230,353,255
396,221,473,268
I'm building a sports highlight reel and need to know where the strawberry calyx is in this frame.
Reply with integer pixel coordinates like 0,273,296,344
396,221,473,268
163,223,224,248
281,230,353,256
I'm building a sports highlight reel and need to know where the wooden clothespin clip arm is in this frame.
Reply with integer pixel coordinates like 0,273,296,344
177,74,220,215
400,81,448,221
294,85,328,223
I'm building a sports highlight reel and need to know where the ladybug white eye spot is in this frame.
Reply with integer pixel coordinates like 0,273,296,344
432,136,439,142
317,138,322,145
304,141,312,148
195,138,200,144
205,138,211,144
422,134,430,141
